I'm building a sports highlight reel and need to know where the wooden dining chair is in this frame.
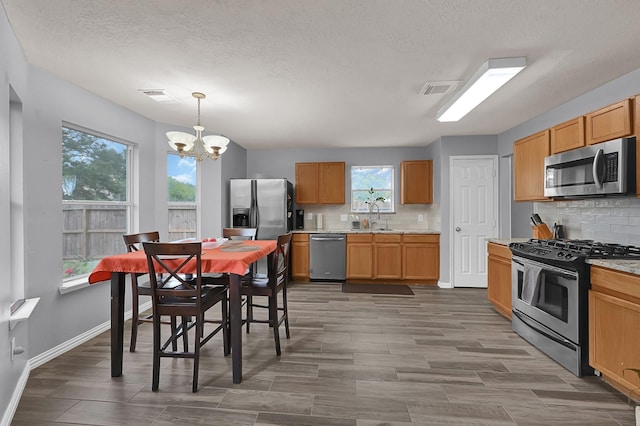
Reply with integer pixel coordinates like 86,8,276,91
123,231,165,352
143,241,229,392
203,228,258,283
241,232,292,355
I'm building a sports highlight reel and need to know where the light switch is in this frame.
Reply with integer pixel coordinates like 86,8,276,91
340,214,348,221
307,212,313,220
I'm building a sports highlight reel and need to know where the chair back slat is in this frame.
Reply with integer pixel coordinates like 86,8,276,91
123,231,160,252
143,242,203,312
267,233,292,288
223,227,257,240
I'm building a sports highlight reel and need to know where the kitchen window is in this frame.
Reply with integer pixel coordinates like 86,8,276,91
167,153,198,240
351,165,394,213
62,125,132,282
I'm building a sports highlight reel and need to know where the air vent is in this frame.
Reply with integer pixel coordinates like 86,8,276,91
138,89,178,103
419,80,461,96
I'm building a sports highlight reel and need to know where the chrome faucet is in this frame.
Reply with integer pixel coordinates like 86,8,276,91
369,203,380,229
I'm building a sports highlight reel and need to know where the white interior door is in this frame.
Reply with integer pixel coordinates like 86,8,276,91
451,156,498,288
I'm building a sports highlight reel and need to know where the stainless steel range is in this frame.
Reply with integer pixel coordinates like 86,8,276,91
509,239,640,376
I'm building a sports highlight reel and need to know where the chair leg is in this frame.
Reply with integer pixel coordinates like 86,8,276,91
192,315,201,392
246,295,253,334
283,287,290,339
270,293,281,356
130,284,139,352
222,296,230,356
152,317,161,391
170,317,178,351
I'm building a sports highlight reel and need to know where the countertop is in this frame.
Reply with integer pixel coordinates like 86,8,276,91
587,258,640,275
486,238,529,246
292,229,440,235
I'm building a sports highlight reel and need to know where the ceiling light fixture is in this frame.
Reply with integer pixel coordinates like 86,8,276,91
436,57,527,122
166,92,230,161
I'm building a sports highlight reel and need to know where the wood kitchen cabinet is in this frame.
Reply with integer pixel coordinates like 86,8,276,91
374,234,402,279
400,160,433,204
295,162,345,204
550,116,585,154
585,98,633,145
402,234,439,281
347,232,439,283
487,242,512,319
291,233,309,280
346,233,373,279
589,266,640,397
513,129,550,201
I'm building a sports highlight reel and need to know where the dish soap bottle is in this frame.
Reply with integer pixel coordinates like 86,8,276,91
362,218,369,229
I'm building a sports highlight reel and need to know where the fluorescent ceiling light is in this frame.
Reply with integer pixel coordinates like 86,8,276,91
436,57,526,122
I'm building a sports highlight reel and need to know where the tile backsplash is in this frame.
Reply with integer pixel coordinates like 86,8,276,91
297,203,441,232
534,196,640,245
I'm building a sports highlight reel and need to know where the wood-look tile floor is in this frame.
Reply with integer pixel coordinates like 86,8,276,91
13,283,636,425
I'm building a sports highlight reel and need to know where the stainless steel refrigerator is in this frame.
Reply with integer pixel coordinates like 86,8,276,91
229,178,293,240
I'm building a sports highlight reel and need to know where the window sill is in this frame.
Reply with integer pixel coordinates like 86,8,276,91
58,277,92,294
10,297,40,330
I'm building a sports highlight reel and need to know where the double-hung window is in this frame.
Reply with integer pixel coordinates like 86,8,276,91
351,165,394,213
167,153,198,241
62,125,132,282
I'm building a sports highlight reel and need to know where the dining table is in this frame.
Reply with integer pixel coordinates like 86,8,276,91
88,238,277,384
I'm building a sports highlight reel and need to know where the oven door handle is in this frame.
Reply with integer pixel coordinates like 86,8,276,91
512,257,578,280
513,311,577,351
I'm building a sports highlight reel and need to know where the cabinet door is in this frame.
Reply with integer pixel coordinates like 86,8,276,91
291,234,309,280
295,163,319,204
589,290,640,395
487,243,512,319
636,96,639,198
400,160,433,204
374,243,402,279
402,240,439,280
346,243,373,278
319,162,345,204
585,98,633,145
550,117,585,154
513,129,550,201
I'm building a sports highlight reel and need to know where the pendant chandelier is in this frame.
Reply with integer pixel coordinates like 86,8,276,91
166,92,230,161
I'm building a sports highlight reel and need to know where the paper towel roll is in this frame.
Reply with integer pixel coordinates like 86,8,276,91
316,213,323,229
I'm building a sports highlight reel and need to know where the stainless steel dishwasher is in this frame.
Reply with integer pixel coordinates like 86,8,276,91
309,233,346,281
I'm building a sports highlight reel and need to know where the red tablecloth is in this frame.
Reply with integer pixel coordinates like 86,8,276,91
88,240,277,284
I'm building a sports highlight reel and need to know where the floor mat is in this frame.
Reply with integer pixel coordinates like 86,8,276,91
342,283,414,295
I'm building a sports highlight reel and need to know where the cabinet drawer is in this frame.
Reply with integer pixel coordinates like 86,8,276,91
347,233,373,243
487,242,511,259
591,266,640,301
374,234,402,243
292,233,309,242
403,234,439,244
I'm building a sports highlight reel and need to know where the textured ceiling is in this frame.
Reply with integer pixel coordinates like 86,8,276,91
3,0,640,149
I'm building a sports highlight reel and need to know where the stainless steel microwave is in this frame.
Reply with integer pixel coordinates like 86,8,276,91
544,137,636,198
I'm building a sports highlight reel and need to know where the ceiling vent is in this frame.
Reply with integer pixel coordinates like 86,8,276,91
419,80,461,96
139,89,179,103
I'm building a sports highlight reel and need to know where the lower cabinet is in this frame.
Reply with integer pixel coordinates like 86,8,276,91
346,233,439,283
291,233,309,280
402,234,439,280
589,266,640,397
487,242,512,319
346,234,373,279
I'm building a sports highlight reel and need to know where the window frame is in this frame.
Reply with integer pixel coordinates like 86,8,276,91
350,165,395,214
61,123,133,285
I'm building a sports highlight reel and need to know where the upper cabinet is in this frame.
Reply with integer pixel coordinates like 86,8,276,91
295,162,345,204
514,129,550,202
400,160,433,204
550,116,585,154
585,98,633,145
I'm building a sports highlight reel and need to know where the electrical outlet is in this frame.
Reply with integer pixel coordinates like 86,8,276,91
340,214,348,221
307,212,313,220
418,214,424,222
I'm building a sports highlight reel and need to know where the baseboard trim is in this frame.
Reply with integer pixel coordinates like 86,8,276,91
1,363,29,426
3,301,151,425
438,281,452,289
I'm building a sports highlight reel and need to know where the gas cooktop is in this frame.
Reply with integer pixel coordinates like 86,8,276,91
509,238,640,265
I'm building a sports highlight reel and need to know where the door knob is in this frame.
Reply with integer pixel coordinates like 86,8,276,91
455,227,461,232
